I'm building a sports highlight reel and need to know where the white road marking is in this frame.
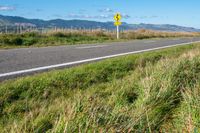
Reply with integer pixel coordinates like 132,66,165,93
172,38,181,40
144,41,156,43
0,40,200,78
76,45,108,49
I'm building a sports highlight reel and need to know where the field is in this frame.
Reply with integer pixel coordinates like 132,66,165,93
0,29,200,49
0,43,200,132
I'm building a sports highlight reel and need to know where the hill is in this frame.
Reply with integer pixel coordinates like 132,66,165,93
0,15,200,32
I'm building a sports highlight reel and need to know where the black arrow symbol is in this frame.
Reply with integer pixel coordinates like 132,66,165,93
116,14,119,21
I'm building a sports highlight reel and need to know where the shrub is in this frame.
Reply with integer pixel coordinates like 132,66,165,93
11,37,23,45
0,35,23,45
23,38,38,46
21,32,40,38
52,32,68,38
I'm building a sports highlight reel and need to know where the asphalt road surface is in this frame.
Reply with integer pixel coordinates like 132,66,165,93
1,37,200,81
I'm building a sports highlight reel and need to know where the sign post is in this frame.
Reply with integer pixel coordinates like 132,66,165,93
114,13,122,39
117,25,119,39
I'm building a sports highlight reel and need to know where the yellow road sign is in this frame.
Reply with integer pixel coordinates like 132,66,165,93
114,13,121,21
114,21,122,26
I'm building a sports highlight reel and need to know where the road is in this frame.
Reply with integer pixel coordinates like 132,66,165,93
0,37,200,80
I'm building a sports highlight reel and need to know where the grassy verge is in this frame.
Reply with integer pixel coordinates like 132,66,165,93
0,43,200,132
0,29,200,49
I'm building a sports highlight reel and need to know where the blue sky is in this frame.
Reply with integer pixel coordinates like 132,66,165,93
0,0,200,28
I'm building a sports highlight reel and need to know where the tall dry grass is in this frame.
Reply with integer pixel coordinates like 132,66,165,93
44,28,200,39
0,29,200,48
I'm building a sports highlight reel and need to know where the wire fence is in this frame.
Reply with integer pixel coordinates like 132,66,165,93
0,25,133,34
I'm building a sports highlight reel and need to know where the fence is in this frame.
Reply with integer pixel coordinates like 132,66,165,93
0,25,131,34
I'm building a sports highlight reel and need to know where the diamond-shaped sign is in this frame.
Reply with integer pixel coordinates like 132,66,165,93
114,13,121,21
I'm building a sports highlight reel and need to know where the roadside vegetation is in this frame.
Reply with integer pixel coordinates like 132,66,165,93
0,43,200,132
0,29,200,48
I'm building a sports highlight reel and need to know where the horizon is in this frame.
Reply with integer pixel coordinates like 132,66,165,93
0,0,200,28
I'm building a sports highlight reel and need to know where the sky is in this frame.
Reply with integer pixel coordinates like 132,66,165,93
0,0,200,28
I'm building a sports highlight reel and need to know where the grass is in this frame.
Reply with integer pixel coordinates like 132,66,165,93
0,29,200,49
0,43,200,132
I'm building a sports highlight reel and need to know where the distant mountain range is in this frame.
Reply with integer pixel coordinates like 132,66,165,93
0,14,200,32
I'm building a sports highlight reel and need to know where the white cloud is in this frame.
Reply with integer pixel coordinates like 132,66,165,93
134,16,159,19
0,5,15,11
99,8,113,13
67,13,111,19
122,14,131,19
67,14,92,19
67,7,131,20
67,13,131,20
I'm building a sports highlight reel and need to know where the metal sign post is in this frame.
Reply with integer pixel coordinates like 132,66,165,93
114,13,122,39
117,25,119,39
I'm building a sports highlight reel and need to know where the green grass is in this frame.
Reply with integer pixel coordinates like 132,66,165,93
0,32,115,49
0,43,200,132
0,30,199,49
